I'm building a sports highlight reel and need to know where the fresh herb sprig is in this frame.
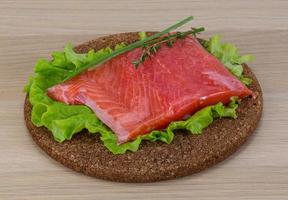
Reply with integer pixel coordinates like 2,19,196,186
132,27,205,68
64,16,196,81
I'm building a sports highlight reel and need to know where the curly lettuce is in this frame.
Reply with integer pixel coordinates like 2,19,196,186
25,34,252,154
204,35,254,85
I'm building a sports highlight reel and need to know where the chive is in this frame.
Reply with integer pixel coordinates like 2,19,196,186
63,16,194,81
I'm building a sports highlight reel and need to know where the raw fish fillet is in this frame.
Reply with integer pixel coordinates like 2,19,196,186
48,36,252,143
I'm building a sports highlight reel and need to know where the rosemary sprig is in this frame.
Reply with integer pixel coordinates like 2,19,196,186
132,27,205,68
64,16,196,81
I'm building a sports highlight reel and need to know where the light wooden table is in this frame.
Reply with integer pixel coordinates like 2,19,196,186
0,0,287,199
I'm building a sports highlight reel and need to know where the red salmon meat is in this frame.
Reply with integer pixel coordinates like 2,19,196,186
48,36,252,143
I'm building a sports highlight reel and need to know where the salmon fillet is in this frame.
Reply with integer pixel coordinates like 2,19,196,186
48,36,252,143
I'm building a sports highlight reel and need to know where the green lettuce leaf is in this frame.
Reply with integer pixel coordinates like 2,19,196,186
138,31,147,40
25,34,247,154
204,35,254,85
99,99,238,154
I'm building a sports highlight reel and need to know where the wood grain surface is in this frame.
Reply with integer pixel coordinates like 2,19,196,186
0,0,287,199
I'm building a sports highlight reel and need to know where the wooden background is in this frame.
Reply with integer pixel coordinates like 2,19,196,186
0,0,287,199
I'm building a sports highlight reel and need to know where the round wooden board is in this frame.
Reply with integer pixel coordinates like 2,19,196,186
24,32,263,182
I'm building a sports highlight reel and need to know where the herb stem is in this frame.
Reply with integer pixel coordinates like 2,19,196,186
64,16,194,81
132,27,205,67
